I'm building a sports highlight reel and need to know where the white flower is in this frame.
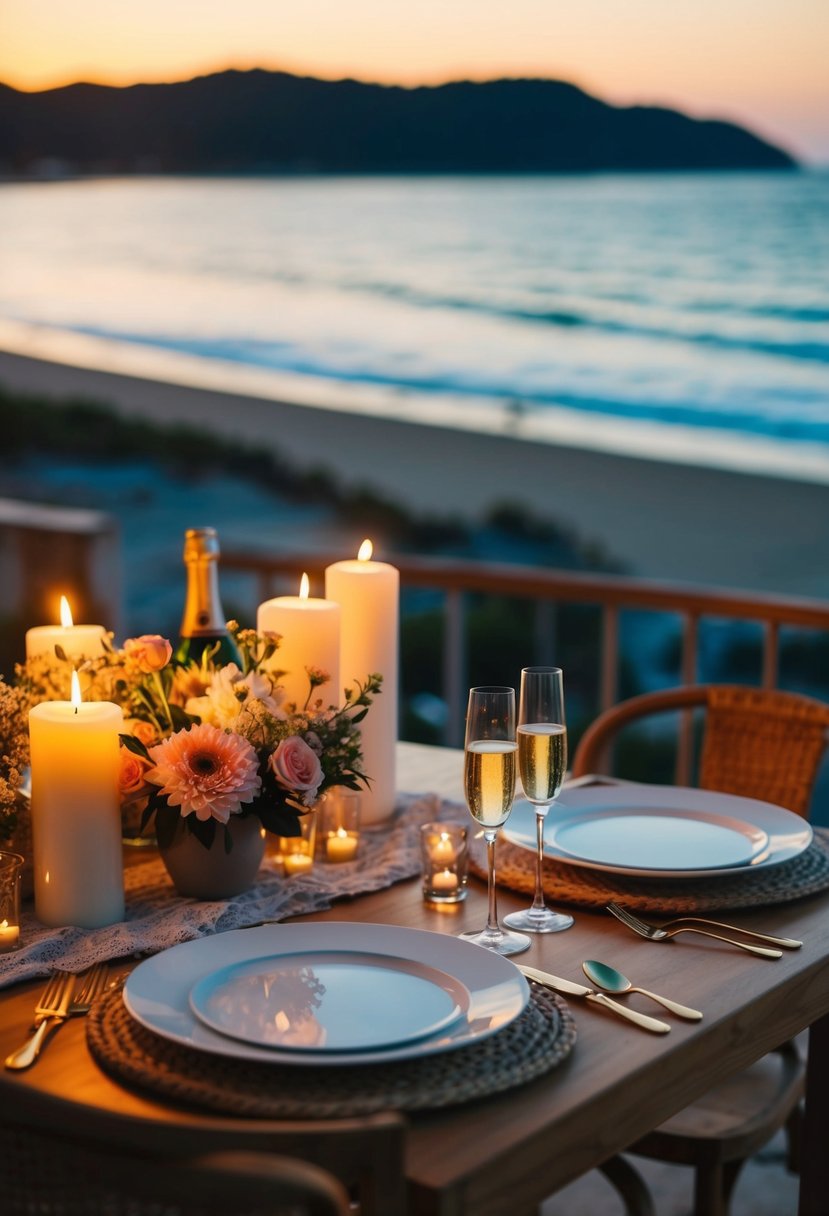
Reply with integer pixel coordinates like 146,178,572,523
186,663,287,728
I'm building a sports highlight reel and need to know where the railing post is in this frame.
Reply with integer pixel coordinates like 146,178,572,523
762,621,780,688
600,606,619,711
676,615,700,785
534,599,557,665
443,589,466,748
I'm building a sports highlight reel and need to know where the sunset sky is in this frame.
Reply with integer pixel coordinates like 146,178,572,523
1,0,827,162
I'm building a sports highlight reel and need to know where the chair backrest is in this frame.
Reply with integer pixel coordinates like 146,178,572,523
0,1082,406,1216
571,684,829,818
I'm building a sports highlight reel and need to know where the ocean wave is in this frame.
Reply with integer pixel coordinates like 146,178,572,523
67,324,829,448
344,279,829,364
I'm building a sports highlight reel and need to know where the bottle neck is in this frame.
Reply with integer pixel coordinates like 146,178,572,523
179,557,227,638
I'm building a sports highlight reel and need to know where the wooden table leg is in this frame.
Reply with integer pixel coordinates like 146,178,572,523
799,1011,829,1216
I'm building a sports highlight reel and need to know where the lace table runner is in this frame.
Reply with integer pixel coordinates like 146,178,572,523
0,793,468,990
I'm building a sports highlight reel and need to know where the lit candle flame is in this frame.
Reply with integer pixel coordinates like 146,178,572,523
59,595,74,628
357,538,373,562
70,670,82,711
275,1010,290,1032
299,572,310,600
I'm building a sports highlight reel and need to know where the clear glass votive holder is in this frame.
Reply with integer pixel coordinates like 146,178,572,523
420,823,468,904
278,810,317,876
319,787,361,863
0,851,23,953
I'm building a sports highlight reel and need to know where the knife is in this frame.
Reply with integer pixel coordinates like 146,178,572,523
517,964,671,1034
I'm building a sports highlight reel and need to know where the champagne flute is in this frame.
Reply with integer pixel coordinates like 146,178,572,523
503,667,574,933
460,686,530,956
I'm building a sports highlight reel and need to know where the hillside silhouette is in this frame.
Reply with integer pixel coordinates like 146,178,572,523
0,69,795,176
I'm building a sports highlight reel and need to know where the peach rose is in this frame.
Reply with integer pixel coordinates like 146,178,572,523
269,735,323,796
124,634,173,674
119,748,154,804
124,718,159,748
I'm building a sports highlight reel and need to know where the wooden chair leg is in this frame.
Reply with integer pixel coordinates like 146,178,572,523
692,1158,745,1216
598,1156,655,1216
785,1101,802,1174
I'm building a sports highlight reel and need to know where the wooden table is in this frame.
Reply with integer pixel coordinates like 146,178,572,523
1,742,828,1216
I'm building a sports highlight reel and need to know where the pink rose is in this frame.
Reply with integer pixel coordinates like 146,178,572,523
124,634,173,674
269,735,323,796
119,748,154,803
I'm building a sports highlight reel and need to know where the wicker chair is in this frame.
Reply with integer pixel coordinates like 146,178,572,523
0,1082,405,1216
572,684,829,1216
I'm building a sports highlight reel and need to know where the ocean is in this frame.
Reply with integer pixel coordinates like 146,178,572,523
1,171,828,477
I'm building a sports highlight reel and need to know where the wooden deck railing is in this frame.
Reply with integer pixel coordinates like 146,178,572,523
223,549,829,752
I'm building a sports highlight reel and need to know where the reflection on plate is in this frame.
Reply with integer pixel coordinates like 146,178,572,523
503,782,813,879
189,951,471,1052
124,922,529,1066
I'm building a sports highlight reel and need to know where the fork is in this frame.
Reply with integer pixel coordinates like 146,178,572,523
5,962,109,1071
606,903,784,959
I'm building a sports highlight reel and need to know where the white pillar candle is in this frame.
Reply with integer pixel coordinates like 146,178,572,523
26,595,106,662
28,674,124,929
257,573,341,710
325,540,398,824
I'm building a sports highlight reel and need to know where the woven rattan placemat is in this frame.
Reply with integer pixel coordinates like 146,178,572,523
472,827,829,915
87,982,576,1118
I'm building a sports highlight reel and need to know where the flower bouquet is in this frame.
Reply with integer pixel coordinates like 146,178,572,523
19,624,380,894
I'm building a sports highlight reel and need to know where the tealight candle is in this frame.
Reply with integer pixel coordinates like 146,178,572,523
26,595,107,663
257,574,340,710
319,787,361,864
0,919,20,951
28,672,124,928
432,831,457,865
0,851,22,954
326,827,359,863
0,849,22,955
283,852,314,876
277,808,317,876
325,540,399,824
420,822,469,904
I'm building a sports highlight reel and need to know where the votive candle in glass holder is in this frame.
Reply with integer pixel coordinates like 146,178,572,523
0,851,23,953
320,787,361,863
279,810,317,876
420,823,468,904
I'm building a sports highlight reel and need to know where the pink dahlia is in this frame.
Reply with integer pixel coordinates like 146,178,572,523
146,723,261,824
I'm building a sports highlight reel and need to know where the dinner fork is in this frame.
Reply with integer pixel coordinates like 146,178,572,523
5,962,109,1071
606,903,783,959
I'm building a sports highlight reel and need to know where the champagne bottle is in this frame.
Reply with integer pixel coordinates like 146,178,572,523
175,527,242,666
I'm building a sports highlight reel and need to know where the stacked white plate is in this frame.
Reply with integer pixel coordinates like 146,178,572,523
124,922,530,1066
503,782,813,879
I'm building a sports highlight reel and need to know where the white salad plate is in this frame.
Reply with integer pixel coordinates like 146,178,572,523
503,782,813,879
124,922,529,1066
188,950,471,1053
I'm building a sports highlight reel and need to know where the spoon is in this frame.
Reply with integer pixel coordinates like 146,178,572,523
582,960,703,1021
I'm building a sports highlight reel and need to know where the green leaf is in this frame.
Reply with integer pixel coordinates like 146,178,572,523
119,733,152,761
259,805,302,837
189,816,218,851
169,704,192,731
155,804,180,850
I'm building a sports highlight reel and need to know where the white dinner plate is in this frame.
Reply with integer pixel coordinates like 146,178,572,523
189,950,471,1052
503,782,813,879
124,922,529,1066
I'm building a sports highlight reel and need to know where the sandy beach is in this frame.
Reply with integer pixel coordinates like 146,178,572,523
2,340,829,601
